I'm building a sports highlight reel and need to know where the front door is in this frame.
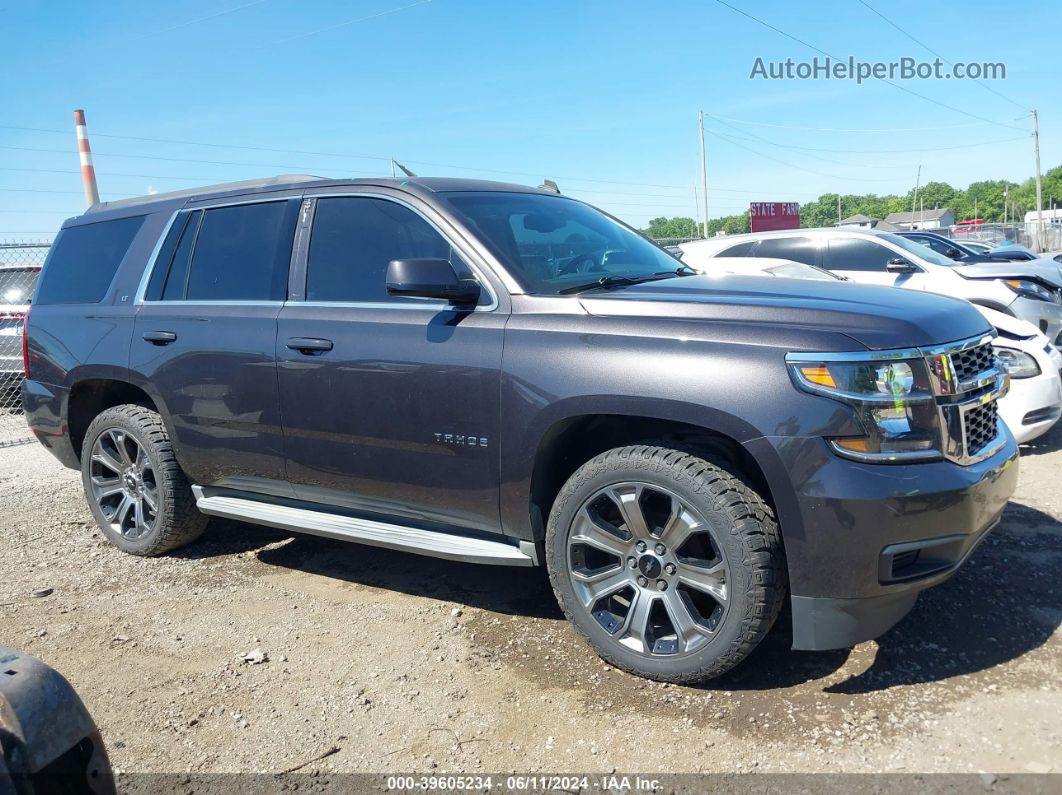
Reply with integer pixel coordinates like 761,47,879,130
823,237,929,289
276,195,506,534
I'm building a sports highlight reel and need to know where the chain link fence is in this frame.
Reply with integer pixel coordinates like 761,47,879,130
0,241,47,447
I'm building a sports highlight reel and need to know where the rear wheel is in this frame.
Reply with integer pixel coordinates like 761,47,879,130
81,404,208,556
546,444,786,683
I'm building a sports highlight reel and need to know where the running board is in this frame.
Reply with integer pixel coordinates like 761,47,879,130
191,486,536,567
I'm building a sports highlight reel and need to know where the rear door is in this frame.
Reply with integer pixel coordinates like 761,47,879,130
275,192,507,533
131,196,300,495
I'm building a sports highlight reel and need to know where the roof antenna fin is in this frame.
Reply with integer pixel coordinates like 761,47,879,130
539,179,561,194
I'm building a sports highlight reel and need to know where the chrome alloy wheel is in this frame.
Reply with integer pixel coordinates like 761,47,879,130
88,428,159,540
566,482,731,657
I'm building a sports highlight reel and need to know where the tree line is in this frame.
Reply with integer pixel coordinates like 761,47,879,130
643,164,1062,239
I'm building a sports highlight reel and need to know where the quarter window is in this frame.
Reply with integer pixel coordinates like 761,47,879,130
305,197,477,304
35,215,145,305
824,238,895,272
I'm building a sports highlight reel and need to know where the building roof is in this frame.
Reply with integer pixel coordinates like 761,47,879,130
884,208,953,224
836,214,878,225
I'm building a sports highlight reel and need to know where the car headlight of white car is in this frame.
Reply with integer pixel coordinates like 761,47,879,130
999,279,1058,303
994,346,1041,378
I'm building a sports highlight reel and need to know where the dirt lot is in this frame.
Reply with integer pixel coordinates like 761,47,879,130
1,426,1060,778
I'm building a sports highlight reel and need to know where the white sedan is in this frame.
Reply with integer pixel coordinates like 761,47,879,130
682,255,1062,444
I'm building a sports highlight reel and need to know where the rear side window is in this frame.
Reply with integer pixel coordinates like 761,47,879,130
717,241,755,257
146,201,297,302
306,197,477,304
186,202,295,301
754,236,819,266
35,215,145,304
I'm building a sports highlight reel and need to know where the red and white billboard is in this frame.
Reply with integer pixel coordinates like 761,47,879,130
749,202,800,233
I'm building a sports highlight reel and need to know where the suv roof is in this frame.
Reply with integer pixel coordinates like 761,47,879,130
82,175,553,218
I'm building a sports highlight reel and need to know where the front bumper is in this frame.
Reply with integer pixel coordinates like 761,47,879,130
1010,296,1062,346
997,363,1062,444
749,431,1019,650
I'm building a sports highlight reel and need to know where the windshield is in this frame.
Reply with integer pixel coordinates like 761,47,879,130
879,233,957,267
440,192,682,294
0,268,39,305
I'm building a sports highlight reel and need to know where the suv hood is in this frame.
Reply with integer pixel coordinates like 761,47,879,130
578,275,991,351
955,258,1062,288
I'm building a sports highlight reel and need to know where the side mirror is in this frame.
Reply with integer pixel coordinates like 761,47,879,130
886,257,918,274
385,259,481,305
946,248,964,259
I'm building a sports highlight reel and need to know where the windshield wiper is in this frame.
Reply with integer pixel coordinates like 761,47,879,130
558,268,693,295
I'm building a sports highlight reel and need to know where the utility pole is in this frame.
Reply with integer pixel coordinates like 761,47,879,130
693,184,701,239
1004,186,1008,225
837,195,841,225
911,164,921,219
73,109,99,207
698,111,709,239
1032,109,1045,251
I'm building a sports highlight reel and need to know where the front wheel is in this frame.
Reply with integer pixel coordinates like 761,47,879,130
545,444,786,683
81,404,208,556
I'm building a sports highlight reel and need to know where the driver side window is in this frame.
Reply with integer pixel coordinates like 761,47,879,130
306,197,480,304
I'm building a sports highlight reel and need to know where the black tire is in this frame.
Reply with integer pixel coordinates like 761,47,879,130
80,404,208,556
545,444,786,683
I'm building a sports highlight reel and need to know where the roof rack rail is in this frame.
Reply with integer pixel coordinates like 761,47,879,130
84,174,324,213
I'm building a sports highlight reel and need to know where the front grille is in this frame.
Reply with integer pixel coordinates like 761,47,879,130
950,342,994,384
964,400,999,456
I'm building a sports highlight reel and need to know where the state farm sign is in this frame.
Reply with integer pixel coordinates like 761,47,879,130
749,202,800,233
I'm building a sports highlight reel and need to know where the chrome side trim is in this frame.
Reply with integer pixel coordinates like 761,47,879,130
192,486,535,567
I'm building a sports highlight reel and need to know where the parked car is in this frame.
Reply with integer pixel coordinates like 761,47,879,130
683,254,1062,444
989,242,1039,261
0,264,40,380
679,229,1062,344
683,255,841,281
24,176,1017,683
982,308,1062,443
961,240,995,255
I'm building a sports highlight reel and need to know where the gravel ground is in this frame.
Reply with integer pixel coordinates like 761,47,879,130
1,426,1060,777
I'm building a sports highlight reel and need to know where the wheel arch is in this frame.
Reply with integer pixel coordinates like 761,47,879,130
67,377,161,462
520,403,780,546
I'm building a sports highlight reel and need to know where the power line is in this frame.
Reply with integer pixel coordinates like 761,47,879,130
0,127,745,193
273,0,432,44
856,0,1029,112
0,124,391,162
705,114,914,167
703,128,895,183
705,115,1027,133
0,144,380,175
128,0,271,41
704,116,1027,154
711,0,1028,131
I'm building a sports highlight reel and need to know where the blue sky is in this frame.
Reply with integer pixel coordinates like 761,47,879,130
0,0,1058,236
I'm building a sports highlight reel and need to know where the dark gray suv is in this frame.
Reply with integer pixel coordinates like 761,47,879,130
22,176,1017,683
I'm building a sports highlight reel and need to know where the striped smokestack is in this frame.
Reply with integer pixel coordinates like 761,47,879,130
74,109,100,207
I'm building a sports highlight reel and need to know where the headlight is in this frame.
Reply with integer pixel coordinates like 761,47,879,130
994,346,1040,378
1001,279,1056,303
788,356,942,462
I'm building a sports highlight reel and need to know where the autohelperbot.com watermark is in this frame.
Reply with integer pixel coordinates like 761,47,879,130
750,55,1005,83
